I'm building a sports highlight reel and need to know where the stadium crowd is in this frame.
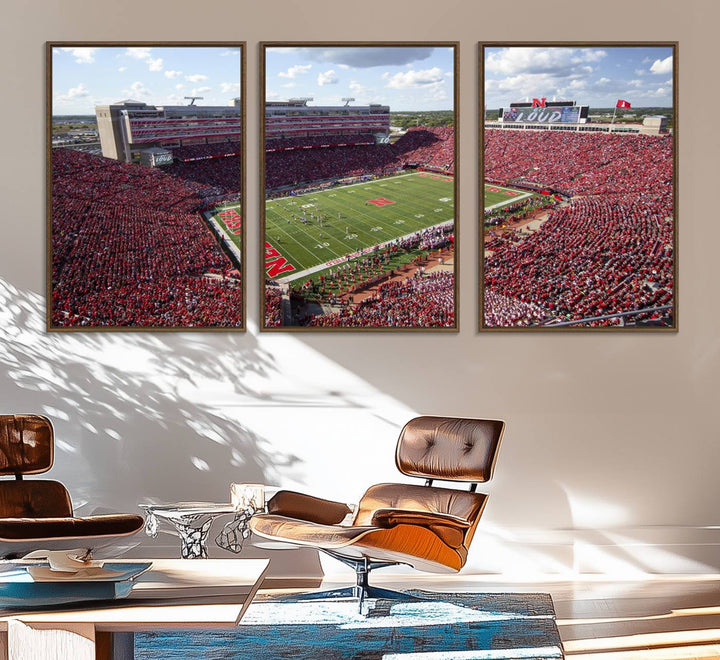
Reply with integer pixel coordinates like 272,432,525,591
166,156,241,197
265,126,455,190
484,130,672,199
172,141,241,161
264,285,283,327
306,271,454,328
266,134,375,151
483,130,674,327
51,148,242,328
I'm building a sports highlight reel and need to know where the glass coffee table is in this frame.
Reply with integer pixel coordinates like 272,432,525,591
140,486,277,559
140,502,247,559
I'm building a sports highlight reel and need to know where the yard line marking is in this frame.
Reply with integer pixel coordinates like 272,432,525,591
275,220,454,284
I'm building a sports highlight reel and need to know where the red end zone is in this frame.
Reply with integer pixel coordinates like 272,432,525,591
217,208,242,235
265,242,295,278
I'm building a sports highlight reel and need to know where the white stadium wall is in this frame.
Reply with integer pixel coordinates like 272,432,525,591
1,0,719,578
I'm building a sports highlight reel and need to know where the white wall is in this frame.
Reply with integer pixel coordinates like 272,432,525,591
1,0,718,578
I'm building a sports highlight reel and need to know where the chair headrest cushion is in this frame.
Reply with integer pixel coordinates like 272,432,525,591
396,416,504,483
0,415,54,475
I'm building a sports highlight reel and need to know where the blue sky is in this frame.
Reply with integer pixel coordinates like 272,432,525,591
52,46,242,115
265,46,454,111
484,46,674,109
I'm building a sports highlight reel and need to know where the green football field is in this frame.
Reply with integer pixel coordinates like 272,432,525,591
484,184,533,210
264,172,454,281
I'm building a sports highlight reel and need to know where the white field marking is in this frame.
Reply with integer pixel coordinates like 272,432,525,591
203,211,243,264
268,171,432,202
484,190,533,212
267,212,335,267
276,219,454,284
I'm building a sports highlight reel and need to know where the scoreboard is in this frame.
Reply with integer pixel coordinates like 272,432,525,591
499,101,589,125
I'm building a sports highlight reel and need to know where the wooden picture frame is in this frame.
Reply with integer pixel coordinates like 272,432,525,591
480,42,677,330
261,42,458,331
47,42,246,331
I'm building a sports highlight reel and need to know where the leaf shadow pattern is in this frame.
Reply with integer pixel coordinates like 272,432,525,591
0,278,299,514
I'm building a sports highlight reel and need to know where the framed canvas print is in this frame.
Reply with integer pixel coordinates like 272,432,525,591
48,42,245,330
261,43,458,331
481,43,677,330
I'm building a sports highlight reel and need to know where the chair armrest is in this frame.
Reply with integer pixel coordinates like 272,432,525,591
371,509,471,548
267,490,353,526
371,509,471,529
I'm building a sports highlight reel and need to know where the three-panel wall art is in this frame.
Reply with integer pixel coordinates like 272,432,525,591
48,41,676,332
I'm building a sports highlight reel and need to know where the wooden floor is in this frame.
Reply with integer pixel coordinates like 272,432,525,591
271,574,720,659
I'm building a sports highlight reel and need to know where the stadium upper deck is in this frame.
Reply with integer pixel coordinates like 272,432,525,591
96,99,242,163
265,99,390,147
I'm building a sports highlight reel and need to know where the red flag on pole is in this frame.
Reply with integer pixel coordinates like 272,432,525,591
616,99,631,109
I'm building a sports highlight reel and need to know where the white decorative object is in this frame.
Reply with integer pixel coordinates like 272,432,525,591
231,483,266,511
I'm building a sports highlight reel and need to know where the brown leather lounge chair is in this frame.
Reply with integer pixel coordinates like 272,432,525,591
0,414,145,559
250,416,505,608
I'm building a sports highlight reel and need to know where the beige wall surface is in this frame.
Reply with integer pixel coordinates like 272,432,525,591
0,0,717,576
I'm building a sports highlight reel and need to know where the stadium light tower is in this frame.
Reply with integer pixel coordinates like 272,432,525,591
342,97,355,106
184,96,204,105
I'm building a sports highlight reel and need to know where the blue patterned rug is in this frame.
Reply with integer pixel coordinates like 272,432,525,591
136,591,563,659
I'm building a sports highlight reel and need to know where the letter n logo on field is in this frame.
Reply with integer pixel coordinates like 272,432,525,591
368,198,395,207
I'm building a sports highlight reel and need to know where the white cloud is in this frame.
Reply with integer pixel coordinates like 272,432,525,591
193,86,212,94
220,82,241,94
124,81,151,99
60,47,96,64
164,70,182,79
175,84,185,90
125,47,152,60
278,64,312,79
349,80,371,97
55,83,91,106
293,46,434,69
148,57,163,72
185,74,209,83
650,55,673,75
118,67,127,73
486,47,606,77
383,67,445,89
317,69,338,86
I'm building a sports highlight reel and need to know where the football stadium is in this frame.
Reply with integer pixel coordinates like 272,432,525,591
263,98,456,329
51,98,244,328
483,98,674,328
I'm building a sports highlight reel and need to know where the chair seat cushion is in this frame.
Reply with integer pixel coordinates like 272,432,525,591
250,514,373,549
0,514,145,541
250,513,465,572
